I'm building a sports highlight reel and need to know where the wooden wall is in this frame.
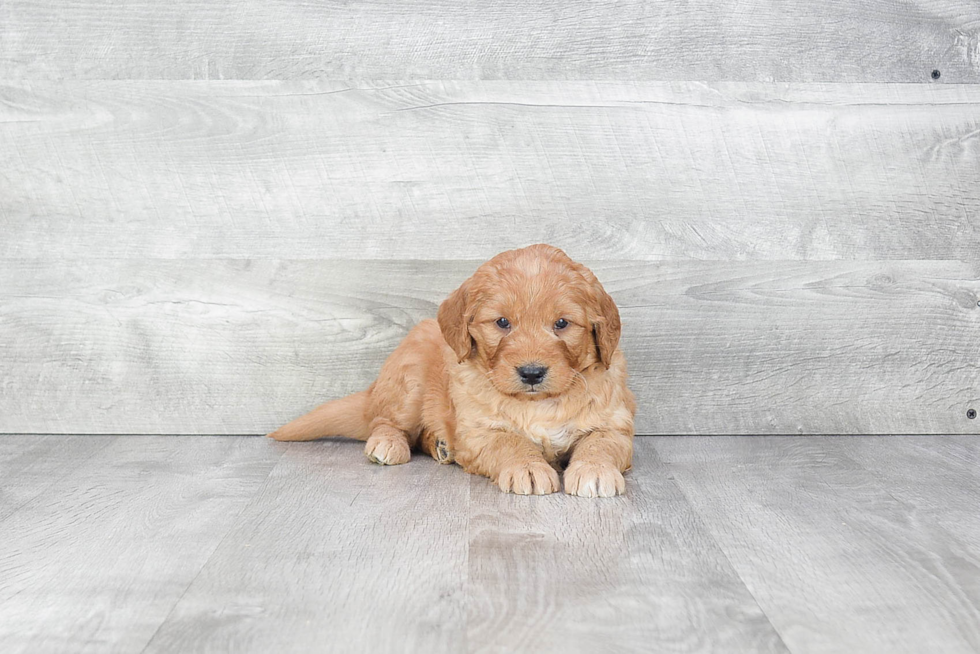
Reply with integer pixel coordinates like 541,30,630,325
1,2,978,435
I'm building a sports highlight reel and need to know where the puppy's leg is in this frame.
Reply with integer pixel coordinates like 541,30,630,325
564,429,633,498
361,327,432,465
364,421,412,465
419,428,454,464
456,431,560,495
362,393,419,466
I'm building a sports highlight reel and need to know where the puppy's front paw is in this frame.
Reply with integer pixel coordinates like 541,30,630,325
563,461,625,498
496,461,561,495
365,433,411,465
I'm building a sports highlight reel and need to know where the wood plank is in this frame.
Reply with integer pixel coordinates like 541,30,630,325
609,259,980,435
0,436,280,654
1,258,977,435
1,0,978,82
3,81,980,260
141,439,470,653
832,435,980,546
3,434,979,652
653,435,980,654
0,435,115,522
466,438,789,653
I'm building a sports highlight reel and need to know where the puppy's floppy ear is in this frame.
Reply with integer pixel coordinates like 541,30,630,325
438,278,475,362
591,283,621,368
576,266,620,368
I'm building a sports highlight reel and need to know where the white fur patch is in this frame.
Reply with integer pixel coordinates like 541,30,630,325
525,422,577,454
545,425,575,450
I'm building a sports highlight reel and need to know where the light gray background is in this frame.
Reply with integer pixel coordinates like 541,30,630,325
1,1,979,435
4,6,980,654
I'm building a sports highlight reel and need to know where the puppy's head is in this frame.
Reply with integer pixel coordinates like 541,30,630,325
437,244,621,399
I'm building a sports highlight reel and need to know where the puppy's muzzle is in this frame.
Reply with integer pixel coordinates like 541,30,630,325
516,364,548,387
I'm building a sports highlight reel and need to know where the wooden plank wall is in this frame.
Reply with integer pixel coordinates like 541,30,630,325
1,2,978,435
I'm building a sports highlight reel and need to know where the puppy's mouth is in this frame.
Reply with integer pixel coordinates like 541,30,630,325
518,385,550,398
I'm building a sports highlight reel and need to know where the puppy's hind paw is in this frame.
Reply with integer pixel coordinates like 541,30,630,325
365,433,411,465
563,461,625,498
434,438,454,464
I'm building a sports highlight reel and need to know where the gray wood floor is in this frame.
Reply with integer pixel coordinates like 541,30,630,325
1,435,978,653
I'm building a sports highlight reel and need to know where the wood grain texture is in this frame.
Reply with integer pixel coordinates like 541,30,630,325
1,258,977,435
466,442,789,653
653,435,980,654
141,439,470,654
832,435,980,551
0,434,114,522
1,0,979,81
0,436,280,654
5,435,980,652
3,81,980,261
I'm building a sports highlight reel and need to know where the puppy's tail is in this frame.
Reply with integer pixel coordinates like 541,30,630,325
266,389,372,442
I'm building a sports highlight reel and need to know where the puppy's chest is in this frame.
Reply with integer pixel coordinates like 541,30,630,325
488,404,583,458
524,422,577,457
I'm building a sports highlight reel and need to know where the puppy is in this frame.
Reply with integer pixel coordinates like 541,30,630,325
268,244,636,497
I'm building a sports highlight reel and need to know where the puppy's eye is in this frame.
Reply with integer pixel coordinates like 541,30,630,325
554,318,569,330
495,317,511,329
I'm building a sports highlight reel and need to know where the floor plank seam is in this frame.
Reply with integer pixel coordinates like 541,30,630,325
136,440,290,654
650,438,796,654
837,442,980,634
0,435,118,529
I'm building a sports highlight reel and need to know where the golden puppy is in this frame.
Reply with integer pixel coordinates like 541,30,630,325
268,244,636,497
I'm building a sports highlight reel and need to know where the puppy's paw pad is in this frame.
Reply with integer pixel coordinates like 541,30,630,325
435,439,454,464
364,434,411,465
497,461,561,495
564,462,625,498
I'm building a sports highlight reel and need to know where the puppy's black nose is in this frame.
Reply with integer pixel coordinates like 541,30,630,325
517,364,548,386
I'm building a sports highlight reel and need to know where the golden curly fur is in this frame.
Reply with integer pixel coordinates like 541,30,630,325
268,244,636,497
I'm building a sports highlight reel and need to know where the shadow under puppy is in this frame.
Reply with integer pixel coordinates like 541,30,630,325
269,244,636,497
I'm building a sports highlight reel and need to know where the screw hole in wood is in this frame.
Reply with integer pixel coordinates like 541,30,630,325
931,69,941,80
